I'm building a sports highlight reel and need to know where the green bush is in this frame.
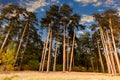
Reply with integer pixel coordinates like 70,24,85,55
28,60,39,70
72,66,86,72
56,64,62,71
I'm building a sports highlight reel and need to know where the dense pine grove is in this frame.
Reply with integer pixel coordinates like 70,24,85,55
0,4,120,75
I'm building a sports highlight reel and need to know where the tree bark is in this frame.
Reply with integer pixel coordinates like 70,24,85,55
41,28,51,71
67,37,70,71
47,30,52,72
69,26,76,71
0,27,11,52
104,32,114,74
53,40,58,71
39,40,46,71
105,29,116,74
99,24,111,73
109,18,120,73
96,37,105,73
14,23,28,65
63,24,66,72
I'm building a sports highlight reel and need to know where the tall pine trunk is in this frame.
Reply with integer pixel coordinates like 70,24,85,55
99,24,111,73
47,30,52,72
39,40,46,71
105,29,116,74
41,28,51,71
0,27,11,52
104,32,114,74
69,26,76,71
14,23,28,65
109,18,120,73
53,40,58,71
96,37,105,73
67,37,70,71
63,24,66,72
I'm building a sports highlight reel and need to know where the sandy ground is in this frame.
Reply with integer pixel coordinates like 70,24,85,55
0,71,120,80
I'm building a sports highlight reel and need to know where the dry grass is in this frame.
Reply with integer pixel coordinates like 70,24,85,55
0,71,120,80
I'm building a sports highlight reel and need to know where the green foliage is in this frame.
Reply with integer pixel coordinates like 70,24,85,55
0,41,16,71
56,64,62,71
28,60,39,70
72,66,86,72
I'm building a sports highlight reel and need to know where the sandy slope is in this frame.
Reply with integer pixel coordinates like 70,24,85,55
0,71,120,80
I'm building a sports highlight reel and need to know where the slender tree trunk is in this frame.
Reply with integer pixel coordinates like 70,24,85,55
67,37,70,71
39,40,46,71
99,24,111,73
0,27,11,52
104,32,114,74
47,30,52,72
69,26,76,71
63,24,66,72
14,23,28,65
19,32,30,70
106,29,116,74
41,28,51,71
109,18,120,73
53,40,58,71
96,37,105,73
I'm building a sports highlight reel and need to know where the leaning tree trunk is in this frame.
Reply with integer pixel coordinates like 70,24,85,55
96,37,105,73
19,32,30,70
39,40,46,71
69,26,76,71
99,24,111,73
47,29,52,72
41,28,51,72
0,27,11,52
14,23,28,65
104,31,114,74
53,40,58,71
105,29,116,74
63,24,66,72
109,18,120,73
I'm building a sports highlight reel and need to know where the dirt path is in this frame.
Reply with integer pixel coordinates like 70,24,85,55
0,71,120,80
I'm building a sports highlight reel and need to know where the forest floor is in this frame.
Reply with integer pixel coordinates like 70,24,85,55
0,71,120,80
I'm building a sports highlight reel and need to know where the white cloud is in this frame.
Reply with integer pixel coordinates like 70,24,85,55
77,31,84,34
104,0,115,7
81,14,94,23
98,9,104,12
19,0,48,12
93,1,102,7
74,0,98,6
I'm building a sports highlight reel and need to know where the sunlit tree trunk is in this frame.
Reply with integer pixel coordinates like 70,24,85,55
39,40,46,71
0,27,11,52
41,28,51,71
47,30,52,72
99,24,111,73
105,29,116,74
14,23,28,65
96,37,105,73
53,40,58,71
104,32,114,74
109,18,120,73
69,26,76,71
63,24,66,72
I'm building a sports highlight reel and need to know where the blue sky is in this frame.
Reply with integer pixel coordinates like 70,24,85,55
0,0,120,34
